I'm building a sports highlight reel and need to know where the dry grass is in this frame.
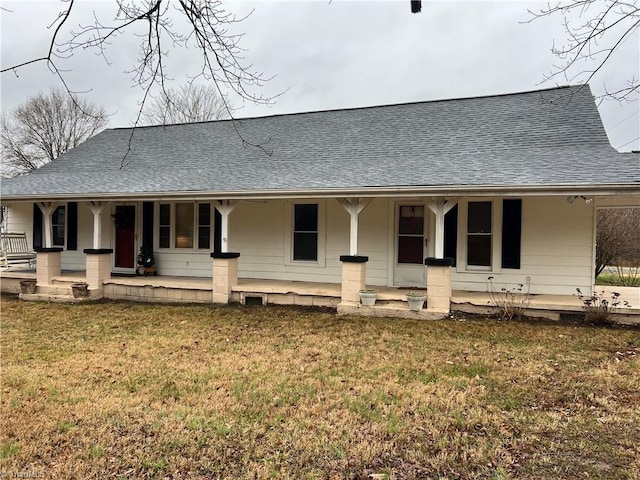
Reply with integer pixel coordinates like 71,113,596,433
1,295,639,479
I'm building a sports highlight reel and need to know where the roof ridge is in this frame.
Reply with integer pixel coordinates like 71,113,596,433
109,84,582,131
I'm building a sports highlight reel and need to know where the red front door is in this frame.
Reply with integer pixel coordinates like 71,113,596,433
114,205,136,269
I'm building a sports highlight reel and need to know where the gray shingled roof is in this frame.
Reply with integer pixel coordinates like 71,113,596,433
2,85,639,200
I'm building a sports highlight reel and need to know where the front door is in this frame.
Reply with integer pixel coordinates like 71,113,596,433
114,205,136,271
394,204,427,286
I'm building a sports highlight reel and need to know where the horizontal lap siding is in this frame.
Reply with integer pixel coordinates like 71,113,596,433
232,200,287,280
154,252,213,277
6,204,33,242
358,199,390,286
452,197,594,295
596,195,640,208
232,199,390,285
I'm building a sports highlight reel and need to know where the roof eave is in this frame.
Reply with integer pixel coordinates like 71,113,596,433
2,183,639,203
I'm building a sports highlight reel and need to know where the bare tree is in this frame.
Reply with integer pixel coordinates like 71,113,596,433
526,1,639,102
1,88,108,177
0,0,276,163
596,208,640,280
142,83,229,125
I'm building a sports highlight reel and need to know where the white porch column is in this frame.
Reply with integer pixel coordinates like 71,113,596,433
89,201,109,249
425,197,459,258
37,202,59,248
215,200,238,253
337,198,373,256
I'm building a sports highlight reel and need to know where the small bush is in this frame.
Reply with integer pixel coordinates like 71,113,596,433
608,266,640,287
487,277,532,321
576,288,631,325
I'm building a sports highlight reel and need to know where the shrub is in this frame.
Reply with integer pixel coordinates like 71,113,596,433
487,277,532,321
576,288,631,325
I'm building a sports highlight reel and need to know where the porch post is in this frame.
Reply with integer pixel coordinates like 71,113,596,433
425,257,453,313
337,198,373,256
35,247,63,286
424,197,459,259
339,255,368,304
37,202,59,248
88,201,109,249
215,200,238,253
211,252,240,304
84,248,113,297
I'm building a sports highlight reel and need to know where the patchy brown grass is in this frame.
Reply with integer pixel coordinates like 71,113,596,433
1,295,639,479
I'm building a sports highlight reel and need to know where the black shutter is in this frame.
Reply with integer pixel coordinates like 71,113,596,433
142,201,154,249
213,209,222,253
32,204,43,249
502,199,522,269
67,202,78,250
444,204,458,266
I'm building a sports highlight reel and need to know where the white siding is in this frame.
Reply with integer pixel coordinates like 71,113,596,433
5,196,600,295
5,203,33,241
232,199,389,285
452,197,595,295
596,195,640,208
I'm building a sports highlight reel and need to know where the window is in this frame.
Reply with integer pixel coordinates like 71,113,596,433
198,203,211,250
467,201,492,267
157,202,216,250
175,203,194,248
398,205,424,264
159,204,171,249
52,206,65,247
293,203,318,261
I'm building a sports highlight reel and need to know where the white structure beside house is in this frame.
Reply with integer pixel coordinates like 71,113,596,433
1,85,639,314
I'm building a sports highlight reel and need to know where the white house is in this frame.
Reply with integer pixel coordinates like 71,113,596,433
1,85,638,314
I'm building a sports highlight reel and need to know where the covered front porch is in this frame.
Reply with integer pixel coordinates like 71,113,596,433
3,268,638,323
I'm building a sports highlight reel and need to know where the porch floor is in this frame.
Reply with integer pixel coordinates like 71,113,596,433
2,268,638,321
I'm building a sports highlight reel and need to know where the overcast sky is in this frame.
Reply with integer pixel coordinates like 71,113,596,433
1,0,638,152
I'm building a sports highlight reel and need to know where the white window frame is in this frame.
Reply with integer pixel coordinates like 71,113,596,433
156,202,213,251
458,199,503,273
284,200,326,267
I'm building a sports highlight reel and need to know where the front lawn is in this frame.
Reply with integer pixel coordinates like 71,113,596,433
1,296,639,479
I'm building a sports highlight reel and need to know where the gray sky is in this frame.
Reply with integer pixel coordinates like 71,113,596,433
1,0,638,151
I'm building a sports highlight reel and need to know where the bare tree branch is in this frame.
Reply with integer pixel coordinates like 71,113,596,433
142,83,230,124
596,208,640,277
0,88,108,177
1,0,280,166
526,0,640,101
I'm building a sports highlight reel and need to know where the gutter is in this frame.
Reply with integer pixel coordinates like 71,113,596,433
1,183,639,203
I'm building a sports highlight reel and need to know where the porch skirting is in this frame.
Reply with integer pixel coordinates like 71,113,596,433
1,271,638,325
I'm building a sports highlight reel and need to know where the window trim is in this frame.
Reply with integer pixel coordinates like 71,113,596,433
293,203,319,261
51,204,67,249
457,199,506,273
466,201,493,270
284,200,326,267
197,203,212,251
156,202,214,251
